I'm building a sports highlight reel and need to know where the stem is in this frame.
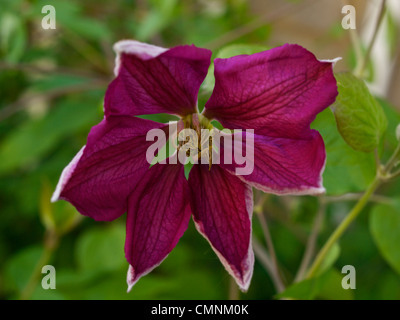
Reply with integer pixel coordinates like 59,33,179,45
388,169,400,180
384,144,400,175
306,177,381,279
252,237,285,293
254,194,285,290
324,192,392,205
341,0,363,64
228,278,240,300
354,0,387,78
255,209,279,276
295,202,325,282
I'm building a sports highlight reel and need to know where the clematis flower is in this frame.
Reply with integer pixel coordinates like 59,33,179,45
51,40,338,291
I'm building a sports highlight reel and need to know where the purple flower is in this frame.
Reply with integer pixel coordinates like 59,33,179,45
52,40,338,291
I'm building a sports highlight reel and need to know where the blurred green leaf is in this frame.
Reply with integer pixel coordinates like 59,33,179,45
332,72,387,153
276,272,327,300
39,180,56,231
4,245,43,292
317,270,354,300
314,243,340,277
136,0,178,41
276,269,353,300
32,0,111,41
75,224,126,273
311,108,375,194
31,75,93,93
370,200,400,275
0,99,100,175
0,11,27,63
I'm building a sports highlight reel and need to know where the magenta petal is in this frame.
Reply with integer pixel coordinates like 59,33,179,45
126,164,191,290
105,40,212,117
204,44,338,138
52,116,167,221
219,130,326,195
188,165,254,291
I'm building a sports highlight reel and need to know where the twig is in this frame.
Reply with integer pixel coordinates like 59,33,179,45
0,62,106,79
206,0,317,50
252,236,285,293
255,209,280,278
294,201,325,282
324,192,392,205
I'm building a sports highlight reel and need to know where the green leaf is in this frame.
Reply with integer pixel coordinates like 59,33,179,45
276,275,325,300
311,108,375,194
314,243,340,277
317,270,354,300
370,200,400,275
31,74,93,93
0,99,100,175
136,0,178,41
332,72,388,153
75,224,126,273
0,12,27,63
4,245,43,292
276,270,353,300
184,162,194,180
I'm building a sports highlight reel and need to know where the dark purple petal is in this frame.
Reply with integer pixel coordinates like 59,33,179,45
126,164,191,290
52,116,167,221
218,130,326,195
105,40,212,117
188,165,254,291
204,44,338,139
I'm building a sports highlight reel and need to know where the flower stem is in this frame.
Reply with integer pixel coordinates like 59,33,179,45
305,177,381,279
228,278,240,300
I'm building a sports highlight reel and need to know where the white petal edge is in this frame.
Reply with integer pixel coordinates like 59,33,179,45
319,57,342,67
51,146,86,203
113,40,168,76
193,182,254,292
215,129,327,196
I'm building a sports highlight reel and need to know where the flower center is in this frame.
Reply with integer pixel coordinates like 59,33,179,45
179,113,214,169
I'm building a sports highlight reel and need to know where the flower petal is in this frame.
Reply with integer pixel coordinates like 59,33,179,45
204,44,338,138
126,163,191,290
218,130,326,195
188,165,254,291
52,116,167,221
105,40,212,117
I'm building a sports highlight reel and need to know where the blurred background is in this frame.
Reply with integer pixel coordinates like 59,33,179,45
0,0,400,300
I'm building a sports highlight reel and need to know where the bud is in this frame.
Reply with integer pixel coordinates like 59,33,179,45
396,124,400,141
